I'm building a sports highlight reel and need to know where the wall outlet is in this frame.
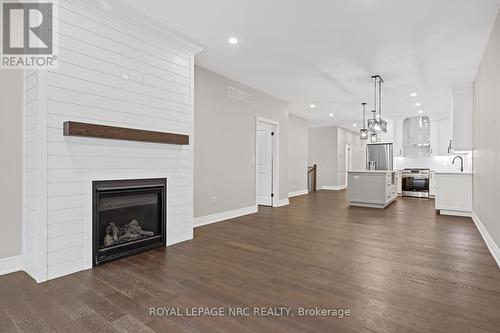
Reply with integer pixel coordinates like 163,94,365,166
212,196,216,204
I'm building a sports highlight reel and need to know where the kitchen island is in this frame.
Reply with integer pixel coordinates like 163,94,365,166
347,171,397,208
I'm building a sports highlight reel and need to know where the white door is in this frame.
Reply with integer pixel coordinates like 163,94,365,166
256,129,274,206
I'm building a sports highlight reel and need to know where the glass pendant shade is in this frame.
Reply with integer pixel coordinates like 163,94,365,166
360,102,368,140
360,128,368,140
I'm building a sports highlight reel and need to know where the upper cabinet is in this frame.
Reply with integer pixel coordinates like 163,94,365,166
430,118,452,155
451,83,473,151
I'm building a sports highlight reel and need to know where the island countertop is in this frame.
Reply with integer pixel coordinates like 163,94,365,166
348,170,395,174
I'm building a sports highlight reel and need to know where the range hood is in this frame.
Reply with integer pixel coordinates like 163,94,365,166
402,116,431,156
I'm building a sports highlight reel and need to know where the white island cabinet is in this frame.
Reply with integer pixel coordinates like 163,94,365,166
434,172,472,216
347,171,397,208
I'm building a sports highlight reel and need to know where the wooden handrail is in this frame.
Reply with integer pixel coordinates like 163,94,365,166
307,164,317,192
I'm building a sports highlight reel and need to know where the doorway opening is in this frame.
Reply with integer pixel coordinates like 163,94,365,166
256,117,279,207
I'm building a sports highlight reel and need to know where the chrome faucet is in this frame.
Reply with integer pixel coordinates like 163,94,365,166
452,156,464,172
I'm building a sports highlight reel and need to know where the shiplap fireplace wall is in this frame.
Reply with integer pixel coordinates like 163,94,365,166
23,1,202,282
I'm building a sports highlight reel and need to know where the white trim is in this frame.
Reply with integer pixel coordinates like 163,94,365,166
255,116,280,207
0,255,24,276
288,189,308,198
322,185,347,191
472,211,500,268
274,199,289,207
439,210,471,217
194,205,258,228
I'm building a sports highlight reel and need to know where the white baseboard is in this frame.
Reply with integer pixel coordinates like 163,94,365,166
440,209,472,217
274,198,289,207
0,255,24,276
288,189,308,198
194,205,258,228
472,211,500,269
322,185,347,191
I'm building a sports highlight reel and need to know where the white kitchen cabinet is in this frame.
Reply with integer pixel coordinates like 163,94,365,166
347,171,397,208
434,172,472,216
395,170,402,195
429,171,436,197
451,84,473,151
393,118,403,156
430,118,452,156
437,118,452,155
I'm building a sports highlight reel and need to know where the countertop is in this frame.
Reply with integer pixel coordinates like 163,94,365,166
394,169,472,175
433,171,472,175
348,170,395,174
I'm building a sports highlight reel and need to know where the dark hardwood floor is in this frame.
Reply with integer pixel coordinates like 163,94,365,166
1,190,500,333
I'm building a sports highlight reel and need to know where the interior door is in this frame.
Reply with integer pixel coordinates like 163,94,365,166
256,130,273,206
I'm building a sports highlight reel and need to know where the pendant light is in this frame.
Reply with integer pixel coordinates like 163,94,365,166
368,77,379,132
360,102,368,140
372,75,387,133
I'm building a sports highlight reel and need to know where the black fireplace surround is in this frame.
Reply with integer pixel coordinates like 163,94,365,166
93,178,166,266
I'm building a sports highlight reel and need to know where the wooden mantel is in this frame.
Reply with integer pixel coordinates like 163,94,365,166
63,121,189,145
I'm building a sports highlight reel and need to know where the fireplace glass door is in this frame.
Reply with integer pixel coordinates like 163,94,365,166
93,178,166,266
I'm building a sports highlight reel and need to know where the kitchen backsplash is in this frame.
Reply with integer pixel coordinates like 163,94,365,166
394,152,472,172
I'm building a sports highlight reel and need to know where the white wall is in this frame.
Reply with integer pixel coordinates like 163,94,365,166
308,126,366,189
288,115,308,195
473,11,500,263
0,70,23,259
194,66,289,218
336,127,366,187
308,127,337,189
22,1,200,281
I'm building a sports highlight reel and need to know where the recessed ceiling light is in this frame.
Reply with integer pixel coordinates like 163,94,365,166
418,110,424,114
352,123,357,127
310,104,316,109
228,37,238,45
411,92,417,97
329,113,334,117
415,102,421,107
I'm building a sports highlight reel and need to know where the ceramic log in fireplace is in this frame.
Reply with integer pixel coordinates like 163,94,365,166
93,178,166,266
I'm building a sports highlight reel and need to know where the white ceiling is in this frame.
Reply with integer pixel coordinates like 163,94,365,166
122,0,500,127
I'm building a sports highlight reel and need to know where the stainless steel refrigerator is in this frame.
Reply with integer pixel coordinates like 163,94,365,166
367,143,393,171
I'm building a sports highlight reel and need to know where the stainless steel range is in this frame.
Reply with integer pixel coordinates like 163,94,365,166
401,168,430,198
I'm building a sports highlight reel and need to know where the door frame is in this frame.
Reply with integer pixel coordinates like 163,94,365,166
345,144,351,186
255,116,279,207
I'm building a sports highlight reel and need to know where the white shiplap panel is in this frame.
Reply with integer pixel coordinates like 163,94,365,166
48,141,191,160
48,62,190,103
53,50,190,95
48,246,84,266
48,220,84,239
47,168,191,183
47,182,83,197
47,155,192,170
47,71,190,111
47,257,84,280
54,33,191,87
48,208,84,225
23,0,196,281
47,85,190,119
54,17,191,79
56,3,191,67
